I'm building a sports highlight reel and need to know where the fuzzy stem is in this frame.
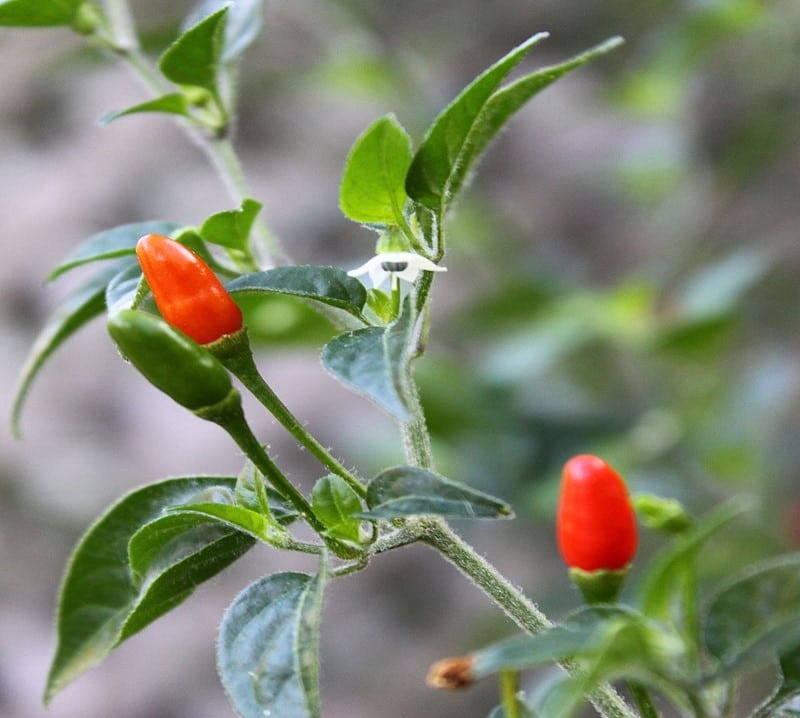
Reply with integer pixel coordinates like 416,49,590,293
421,518,638,718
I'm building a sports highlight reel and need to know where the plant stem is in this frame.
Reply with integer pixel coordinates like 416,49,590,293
213,333,367,498
96,0,282,265
421,518,638,718
500,670,522,718
401,377,434,469
627,682,661,718
215,400,325,534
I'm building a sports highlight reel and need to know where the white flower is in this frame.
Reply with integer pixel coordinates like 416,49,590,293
347,252,447,289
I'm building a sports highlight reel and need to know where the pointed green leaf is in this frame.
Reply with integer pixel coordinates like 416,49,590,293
405,32,548,210
339,114,413,226
45,476,252,703
200,198,262,252
48,220,181,281
227,266,368,319
105,263,144,315
234,462,299,524
320,303,414,419
443,37,624,207
183,0,263,62
168,502,288,545
98,94,190,126
359,465,513,520
11,261,130,437
159,6,227,94
705,554,800,678
639,498,749,620
0,0,83,26
218,562,328,718
311,475,362,543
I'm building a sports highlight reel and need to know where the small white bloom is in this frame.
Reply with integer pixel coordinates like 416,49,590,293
347,251,446,288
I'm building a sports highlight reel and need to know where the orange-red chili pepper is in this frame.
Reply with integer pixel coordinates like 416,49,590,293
557,454,637,572
136,234,242,344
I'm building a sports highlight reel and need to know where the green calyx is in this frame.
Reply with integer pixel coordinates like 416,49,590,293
569,565,631,605
108,309,234,412
376,226,411,254
71,2,104,35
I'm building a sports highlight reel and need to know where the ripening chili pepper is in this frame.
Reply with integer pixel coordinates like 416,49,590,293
557,454,637,572
108,309,235,412
136,234,242,345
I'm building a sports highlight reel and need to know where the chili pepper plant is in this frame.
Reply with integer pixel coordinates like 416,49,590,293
7,2,800,717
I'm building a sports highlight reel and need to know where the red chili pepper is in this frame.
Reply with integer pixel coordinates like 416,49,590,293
136,234,242,345
557,454,637,572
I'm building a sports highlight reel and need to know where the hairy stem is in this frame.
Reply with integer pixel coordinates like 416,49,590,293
421,518,638,718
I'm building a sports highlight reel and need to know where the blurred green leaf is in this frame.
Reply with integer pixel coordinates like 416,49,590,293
228,266,367,320
200,198,262,253
340,114,412,226
12,260,131,437
98,94,190,125
639,499,749,620
48,220,181,280
217,564,327,718
359,465,512,520
755,648,800,717
705,554,800,676
311,475,363,543
321,303,413,419
0,0,84,26
45,476,252,703
183,0,262,63
405,32,549,211
159,6,227,95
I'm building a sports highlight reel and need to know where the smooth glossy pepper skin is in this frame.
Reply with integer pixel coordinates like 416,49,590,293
136,234,242,345
557,454,638,572
108,309,233,411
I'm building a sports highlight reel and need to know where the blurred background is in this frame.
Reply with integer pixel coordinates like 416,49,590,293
1,0,799,716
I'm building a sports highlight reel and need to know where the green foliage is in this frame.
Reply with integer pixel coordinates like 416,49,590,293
311,475,363,543
200,197,262,253
168,502,289,546
47,220,181,280
0,0,86,27
360,465,512,520
11,261,131,436
321,302,414,419
217,565,327,718
98,94,191,125
159,7,228,97
339,114,413,227
45,477,252,703
227,265,368,320
183,0,263,63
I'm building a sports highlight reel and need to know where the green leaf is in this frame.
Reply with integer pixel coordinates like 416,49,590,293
168,502,288,545
339,114,413,226
406,35,622,215
105,263,143,315
320,303,414,419
45,476,253,703
159,6,227,95
234,462,299,524
98,94,190,126
48,220,181,281
705,554,800,676
359,465,513,520
227,265,368,320
755,648,800,717
405,32,548,211
311,475,363,543
638,498,749,620
11,261,129,436
183,0,263,62
199,198,262,252
444,37,624,208
218,562,328,718
0,0,83,26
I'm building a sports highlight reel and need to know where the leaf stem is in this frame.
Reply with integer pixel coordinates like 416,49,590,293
211,399,325,534
500,670,522,718
212,332,367,498
627,681,661,718
420,518,639,718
